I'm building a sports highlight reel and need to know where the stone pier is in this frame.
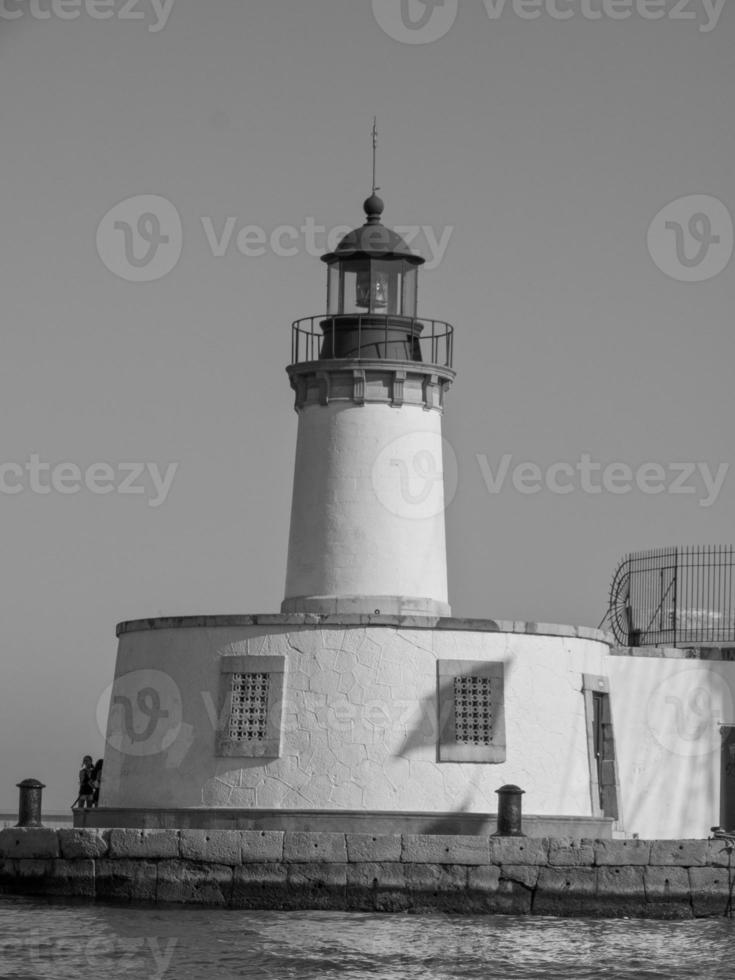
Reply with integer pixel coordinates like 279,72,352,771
1,828,733,918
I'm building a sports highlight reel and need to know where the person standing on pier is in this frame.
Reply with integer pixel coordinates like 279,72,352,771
76,756,95,809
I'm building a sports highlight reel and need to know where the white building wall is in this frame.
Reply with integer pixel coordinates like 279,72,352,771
283,402,449,614
100,620,735,837
101,621,607,819
607,654,735,839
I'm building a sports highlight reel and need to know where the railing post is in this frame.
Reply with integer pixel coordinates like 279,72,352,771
16,779,45,828
673,548,679,647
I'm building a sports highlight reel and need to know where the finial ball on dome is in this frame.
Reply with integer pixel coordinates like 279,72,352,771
363,193,385,223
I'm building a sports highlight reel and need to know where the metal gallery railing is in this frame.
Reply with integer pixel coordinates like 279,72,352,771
291,314,454,369
607,545,735,647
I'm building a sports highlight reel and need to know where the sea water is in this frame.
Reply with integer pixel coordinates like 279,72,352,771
0,897,731,979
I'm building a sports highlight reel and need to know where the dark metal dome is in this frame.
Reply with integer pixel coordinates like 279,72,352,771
321,195,425,265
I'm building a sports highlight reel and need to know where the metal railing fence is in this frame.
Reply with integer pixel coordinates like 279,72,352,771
291,314,454,369
607,545,735,647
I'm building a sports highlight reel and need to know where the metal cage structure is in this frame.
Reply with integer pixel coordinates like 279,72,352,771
607,545,735,648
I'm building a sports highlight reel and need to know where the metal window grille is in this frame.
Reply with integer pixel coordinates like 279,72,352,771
228,672,270,740
454,676,493,745
608,545,735,647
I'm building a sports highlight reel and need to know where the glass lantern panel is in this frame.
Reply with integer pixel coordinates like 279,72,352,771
327,264,340,315
370,260,401,315
401,266,418,318
340,261,370,314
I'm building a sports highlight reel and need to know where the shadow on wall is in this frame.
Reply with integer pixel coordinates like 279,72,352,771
396,660,510,814
422,792,477,833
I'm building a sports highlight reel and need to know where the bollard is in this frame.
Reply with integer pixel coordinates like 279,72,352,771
16,779,45,828
493,784,525,837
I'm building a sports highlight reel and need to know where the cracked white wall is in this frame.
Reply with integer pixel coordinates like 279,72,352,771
101,623,608,817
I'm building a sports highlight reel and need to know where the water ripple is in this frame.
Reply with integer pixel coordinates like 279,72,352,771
0,897,732,979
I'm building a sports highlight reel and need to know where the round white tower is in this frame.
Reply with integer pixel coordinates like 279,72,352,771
282,193,455,616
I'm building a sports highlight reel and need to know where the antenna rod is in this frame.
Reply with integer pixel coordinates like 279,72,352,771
372,117,379,195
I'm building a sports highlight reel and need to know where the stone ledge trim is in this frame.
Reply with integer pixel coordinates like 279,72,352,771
116,613,612,644
611,645,735,661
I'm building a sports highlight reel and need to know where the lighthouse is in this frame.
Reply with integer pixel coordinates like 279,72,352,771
93,162,618,841
282,191,455,617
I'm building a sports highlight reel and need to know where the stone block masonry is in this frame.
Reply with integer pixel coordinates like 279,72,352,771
1,828,734,918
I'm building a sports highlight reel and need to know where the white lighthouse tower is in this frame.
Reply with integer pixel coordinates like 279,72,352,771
282,191,455,617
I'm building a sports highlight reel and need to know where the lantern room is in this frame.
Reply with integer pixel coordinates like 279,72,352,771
317,193,428,362
322,193,424,319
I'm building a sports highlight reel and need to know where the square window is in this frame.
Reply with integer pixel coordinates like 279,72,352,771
228,672,271,741
438,660,506,763
453,676,494,745
216,655,286,758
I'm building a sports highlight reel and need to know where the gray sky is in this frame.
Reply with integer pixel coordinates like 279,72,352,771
1,0,734,809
